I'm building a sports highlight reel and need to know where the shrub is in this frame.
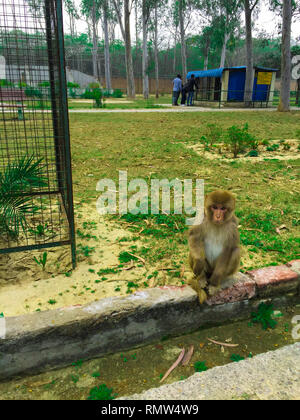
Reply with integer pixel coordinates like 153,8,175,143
67,82,80,88
206,123,222,146
0,79,14,87
87,384,117,400
0,156,47,236
112,89,123,98
25,86,43,99
224,123,257,158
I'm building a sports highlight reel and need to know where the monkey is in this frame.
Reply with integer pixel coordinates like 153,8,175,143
188,190,240,304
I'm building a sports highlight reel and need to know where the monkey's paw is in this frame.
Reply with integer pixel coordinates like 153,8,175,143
208,285,220,297
197,276,208,289
198,288,208,304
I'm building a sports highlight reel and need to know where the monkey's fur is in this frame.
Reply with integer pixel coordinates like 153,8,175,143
188,190,240,303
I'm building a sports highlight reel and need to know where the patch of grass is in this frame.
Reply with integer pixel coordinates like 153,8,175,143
194,361,208,372
87,384,117,400
250,302,278,330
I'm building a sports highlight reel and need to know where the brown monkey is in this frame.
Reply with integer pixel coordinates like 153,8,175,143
188,190,240,303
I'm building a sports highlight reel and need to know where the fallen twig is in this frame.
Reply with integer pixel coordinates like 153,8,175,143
160,348,185,383
207,338,239,347
181,345,194,366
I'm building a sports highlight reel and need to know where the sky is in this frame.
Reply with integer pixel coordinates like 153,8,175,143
64,1,300,42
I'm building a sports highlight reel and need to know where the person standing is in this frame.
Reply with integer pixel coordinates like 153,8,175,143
186,74,196,106
172,74,182,106
180,81,189,106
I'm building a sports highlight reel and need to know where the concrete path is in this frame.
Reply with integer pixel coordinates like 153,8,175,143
119,343,300,400
67,106,300,113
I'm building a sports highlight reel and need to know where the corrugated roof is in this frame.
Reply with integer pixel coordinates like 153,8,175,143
187,66,277,79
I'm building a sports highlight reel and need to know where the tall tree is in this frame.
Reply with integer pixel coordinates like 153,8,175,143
142,0,152,98
112,0,136,97
64,0,80,37
81,0,101,81
102,0,113,91
278,0,292,111
244,0,260,105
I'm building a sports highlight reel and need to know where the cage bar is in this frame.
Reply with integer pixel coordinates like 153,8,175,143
0,0,76,267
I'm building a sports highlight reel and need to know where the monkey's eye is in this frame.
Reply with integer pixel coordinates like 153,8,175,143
212,205,218,210
221,207,226,211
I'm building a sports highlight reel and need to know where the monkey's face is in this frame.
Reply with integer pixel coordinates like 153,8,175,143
210,204,228,225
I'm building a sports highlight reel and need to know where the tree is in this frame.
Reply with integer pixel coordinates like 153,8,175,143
142,0,152,99
101,0,113,90
112,0,136,97
64,0,80,37
81,0,101,81
278,0,292,111
244,0,260,105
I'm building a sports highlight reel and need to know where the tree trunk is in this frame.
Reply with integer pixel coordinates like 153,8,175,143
103,3,112,91
296,79,300,106
124,0,135,98
142,0,149,99
278,0,292,112
203,37,210,71
219,32,230,68
154,4,159,98
173,31,177,74
92,2,99,81
244,0,254,106
178,0,187,81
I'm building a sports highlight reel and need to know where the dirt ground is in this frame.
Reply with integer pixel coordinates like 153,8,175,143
187,138,300,161
0,203,192,317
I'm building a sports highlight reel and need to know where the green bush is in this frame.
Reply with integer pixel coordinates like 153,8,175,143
67,82,80,88
206,123,222,146
87,384,117,400
25,86,43,99
224,123,257,158
112,89,123,98
0,156,47,236
0,79,14,87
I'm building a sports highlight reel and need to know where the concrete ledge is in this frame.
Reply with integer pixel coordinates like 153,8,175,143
0,261,299,381
119,343,300,400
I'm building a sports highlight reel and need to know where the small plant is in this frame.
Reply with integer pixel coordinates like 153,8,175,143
282,142,291,150
200,135,210,151
87,384,117,400
194,361,208,372
224,123,257,158
206,123,222,146
0,156,47,236
47,299,57,305
251,302,277,330
266,144,279,152
119,251,138,264
247,150,259,157
34,251,48,270
230,354,245,362
91,371,101,378
77,244,95,258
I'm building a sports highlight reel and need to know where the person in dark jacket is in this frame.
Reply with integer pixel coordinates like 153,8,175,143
186,74,196,106
180,82,189,106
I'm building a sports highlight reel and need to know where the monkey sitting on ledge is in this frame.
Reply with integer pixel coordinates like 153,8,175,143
188,190,240,304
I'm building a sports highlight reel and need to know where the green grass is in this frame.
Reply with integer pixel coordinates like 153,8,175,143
68,110,299,271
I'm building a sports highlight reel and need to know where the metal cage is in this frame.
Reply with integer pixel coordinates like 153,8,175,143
0,0,76,267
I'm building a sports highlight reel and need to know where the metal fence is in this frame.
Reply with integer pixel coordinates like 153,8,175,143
0,0,76,267
194,89,300,108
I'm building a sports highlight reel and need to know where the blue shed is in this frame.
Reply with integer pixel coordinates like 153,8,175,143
186,66,278,106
